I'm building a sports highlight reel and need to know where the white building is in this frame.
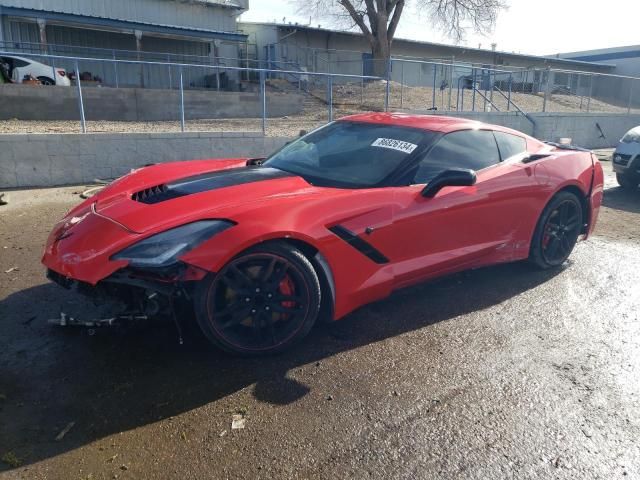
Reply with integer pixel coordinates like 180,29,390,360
0,0,248,88
556,45,640,109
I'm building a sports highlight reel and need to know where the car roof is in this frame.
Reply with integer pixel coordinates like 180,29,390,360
339,112,529,136
0,54,31,63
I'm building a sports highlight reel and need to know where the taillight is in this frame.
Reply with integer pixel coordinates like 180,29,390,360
57,69,66,77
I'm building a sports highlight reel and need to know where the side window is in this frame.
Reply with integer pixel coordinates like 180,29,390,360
493,131,527,160
413,130,500,184
12,58,30,68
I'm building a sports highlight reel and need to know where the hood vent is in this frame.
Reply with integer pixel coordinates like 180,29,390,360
130,167,295,205
132,184,183,204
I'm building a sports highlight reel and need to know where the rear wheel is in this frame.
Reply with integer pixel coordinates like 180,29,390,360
37,76,55,86
617,173,638,190
530,191,583,269
194,242,321,356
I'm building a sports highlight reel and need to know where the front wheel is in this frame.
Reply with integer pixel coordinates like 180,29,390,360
37,76,55,86
194,242,321,356
617,173,638,190
529,191,584,269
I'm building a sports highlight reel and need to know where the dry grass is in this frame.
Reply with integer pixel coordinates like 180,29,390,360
323,80,640,114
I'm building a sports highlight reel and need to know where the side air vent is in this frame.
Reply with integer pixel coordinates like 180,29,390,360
131,184,182,204
329,225,389,264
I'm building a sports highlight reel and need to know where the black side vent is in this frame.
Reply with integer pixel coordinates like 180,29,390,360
132,184,183,204
329,225,389,264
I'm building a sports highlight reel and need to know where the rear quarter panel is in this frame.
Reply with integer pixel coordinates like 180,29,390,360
587,155,604,238
524,151,598,242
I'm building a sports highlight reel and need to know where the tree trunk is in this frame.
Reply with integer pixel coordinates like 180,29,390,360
371,39,390,78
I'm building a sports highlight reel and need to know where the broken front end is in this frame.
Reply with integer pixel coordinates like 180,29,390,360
42,201,232,337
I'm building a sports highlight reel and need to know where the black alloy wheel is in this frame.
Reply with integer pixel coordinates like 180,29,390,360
195,243,321,355
530,191,583,269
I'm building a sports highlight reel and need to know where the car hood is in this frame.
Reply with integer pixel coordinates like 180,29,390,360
92,159,324,234
615,141,640,156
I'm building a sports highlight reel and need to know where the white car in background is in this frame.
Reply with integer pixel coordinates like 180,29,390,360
613,126,640,189
0,54,70,86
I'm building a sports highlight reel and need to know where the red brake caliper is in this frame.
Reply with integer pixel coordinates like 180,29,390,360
278,275,296,319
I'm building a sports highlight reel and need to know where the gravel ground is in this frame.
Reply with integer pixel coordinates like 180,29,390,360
0,161,639,479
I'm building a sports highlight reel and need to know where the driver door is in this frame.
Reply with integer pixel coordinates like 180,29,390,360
383,129,536,287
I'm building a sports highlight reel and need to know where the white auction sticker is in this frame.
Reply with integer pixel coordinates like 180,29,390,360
371,138,418,154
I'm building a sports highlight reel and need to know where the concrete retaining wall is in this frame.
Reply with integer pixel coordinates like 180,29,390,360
528,113,640,149
0,85,304,121
3,111,639,188
412,110,640,149
0,132,290,188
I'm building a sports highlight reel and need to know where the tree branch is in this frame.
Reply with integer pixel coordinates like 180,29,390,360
338,0,374,43
387,0,405,41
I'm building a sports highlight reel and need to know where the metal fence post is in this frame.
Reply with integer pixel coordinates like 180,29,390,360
74,60,86,133
471,68,476,112
327,75,333,122
489,70,494,105
49,53,56,85
385,58,391,112
507,73,512,111
400,60,404,109
628,80,634,114
587,75,593,112
448,64,453,111
112,50,119,88
432,64,437,109
167,53,172,89
260,69,267,135
483,69,488,112
542,69,550,113
179,66,185,132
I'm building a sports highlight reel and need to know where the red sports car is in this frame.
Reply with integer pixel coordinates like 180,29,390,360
43,113,604,355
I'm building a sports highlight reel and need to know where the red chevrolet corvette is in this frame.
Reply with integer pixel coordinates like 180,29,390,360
43,113,604,355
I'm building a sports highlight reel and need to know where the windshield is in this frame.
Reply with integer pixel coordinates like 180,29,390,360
622,127,640,143
264,121,437,188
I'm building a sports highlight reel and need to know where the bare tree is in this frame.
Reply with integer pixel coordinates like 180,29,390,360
295,0,507,76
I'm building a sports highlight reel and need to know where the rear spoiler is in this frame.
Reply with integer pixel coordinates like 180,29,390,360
523,141,592,164
543,141,592,153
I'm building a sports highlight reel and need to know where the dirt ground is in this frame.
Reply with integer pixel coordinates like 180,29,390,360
0,161,639,479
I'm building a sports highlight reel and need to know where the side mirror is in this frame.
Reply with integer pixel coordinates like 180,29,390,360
246,157,265,166
421,168,476,198
299,129,308,137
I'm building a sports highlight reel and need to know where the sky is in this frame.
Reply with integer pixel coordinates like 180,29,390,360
239,1,638,56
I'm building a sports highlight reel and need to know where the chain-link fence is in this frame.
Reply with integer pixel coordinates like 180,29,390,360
385,58,640,115
0,51,386,135
1,49,639,136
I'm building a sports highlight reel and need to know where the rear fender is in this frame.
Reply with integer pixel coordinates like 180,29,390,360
585,154,604,239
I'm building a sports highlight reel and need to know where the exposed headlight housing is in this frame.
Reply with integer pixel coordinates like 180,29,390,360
112,220,234,268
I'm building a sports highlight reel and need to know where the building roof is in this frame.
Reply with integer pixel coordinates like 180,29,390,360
242,22,615,71
179,0,248,9
0,5,248,42
554,45,640,63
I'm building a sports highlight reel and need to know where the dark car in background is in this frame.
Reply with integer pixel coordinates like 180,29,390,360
613,126,640,189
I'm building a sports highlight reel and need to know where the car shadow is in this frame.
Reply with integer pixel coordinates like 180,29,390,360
0,260,564,470
602,185,640,214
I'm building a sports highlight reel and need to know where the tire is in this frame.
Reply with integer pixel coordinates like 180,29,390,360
617,173,638,190
194,242,321,356
529,191,584,269
37,76,55,86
